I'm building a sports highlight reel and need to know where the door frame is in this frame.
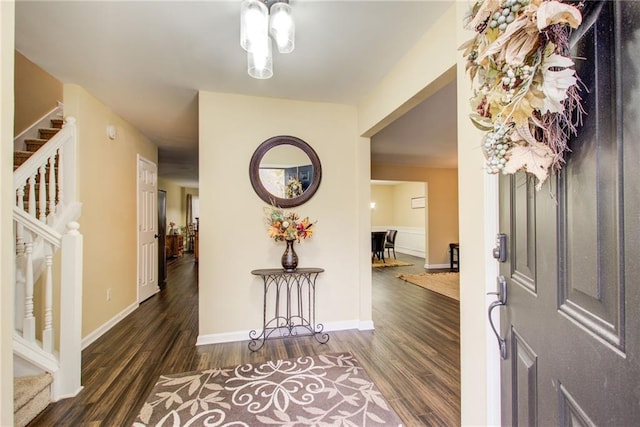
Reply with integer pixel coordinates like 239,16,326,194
483,175,501,426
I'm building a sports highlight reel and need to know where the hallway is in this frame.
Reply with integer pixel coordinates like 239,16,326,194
29,253,460,426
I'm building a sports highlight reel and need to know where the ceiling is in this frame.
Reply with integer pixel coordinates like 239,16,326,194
15,0,458,188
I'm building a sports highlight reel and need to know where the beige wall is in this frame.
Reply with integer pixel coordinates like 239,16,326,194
14,50,62,136
392,182,426,228
371,165,457,266
158,177,183,232
359,4,496,422
358,5,457,137
199,91,370,338
63,84,157,338
1,1,15,424
370,185,393,226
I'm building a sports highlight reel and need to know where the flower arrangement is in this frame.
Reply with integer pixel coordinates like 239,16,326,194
286,177,303,198
169,221,176,233
264,205,315,242
460,0,584,189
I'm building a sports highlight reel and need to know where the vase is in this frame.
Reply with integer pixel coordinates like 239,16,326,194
281,239,298,272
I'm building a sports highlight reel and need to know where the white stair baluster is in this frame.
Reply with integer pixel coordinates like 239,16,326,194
16,186,25,255
57,147,64,207
43,249,54,353
23,240,35,343
28,174,36,217
48,155,57,218
39,165,47,222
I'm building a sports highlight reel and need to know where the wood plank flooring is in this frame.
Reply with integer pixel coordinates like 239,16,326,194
29,253,460,426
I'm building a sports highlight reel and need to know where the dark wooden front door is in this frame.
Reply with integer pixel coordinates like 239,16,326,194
496,2,640,425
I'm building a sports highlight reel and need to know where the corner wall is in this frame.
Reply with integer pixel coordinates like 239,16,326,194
198,92,370,341
63,84,157,339
358,3,495,423
0,2,15,424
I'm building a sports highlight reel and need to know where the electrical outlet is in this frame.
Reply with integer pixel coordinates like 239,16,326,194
107,288,112,301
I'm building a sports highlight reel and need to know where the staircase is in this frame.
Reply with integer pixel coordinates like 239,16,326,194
14,373,52,427
12,108,83,426
14,118,63,167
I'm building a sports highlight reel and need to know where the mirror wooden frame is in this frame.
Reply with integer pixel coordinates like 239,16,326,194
249,135,322,208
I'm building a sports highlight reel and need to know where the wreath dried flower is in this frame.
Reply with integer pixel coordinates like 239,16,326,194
264,205,315,243
461,0,584,189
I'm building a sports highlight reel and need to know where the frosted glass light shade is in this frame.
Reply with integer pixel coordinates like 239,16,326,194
248,37,273,79
269,2,295,53
240,0,268,52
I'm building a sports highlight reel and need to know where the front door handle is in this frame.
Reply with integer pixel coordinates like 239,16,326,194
488,275,508,359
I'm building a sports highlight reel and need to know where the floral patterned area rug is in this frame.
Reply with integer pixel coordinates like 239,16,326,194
134,352,403,426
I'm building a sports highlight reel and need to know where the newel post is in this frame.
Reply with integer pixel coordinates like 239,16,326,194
55,221,83,400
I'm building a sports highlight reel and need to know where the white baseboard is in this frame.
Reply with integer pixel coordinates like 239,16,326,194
396,247,425,258
196,320,375,346
427,263,451,270
196,331,247,346
358,320,375,330
81,302,138,349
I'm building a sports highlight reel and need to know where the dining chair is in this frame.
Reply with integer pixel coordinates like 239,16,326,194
385,229,398,259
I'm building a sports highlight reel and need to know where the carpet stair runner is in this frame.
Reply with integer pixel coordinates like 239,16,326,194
14,119,62,213
14,373,52,427
14,119,62,170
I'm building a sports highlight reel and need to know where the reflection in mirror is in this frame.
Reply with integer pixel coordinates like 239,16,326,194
259,145,313,199
249,136,322,208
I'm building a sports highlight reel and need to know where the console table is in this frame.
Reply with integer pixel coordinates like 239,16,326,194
249,268,329,351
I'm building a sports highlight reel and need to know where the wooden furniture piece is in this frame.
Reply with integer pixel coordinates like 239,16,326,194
371,231,386,262
194,231,199,263
449,243,459,271
194,217,199,263
249,268,329,351
166,234,184,258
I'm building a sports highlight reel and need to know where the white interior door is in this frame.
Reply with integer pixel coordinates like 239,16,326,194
138,155,159,302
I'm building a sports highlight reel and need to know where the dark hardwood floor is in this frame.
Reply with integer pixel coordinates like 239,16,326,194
29,253,460,426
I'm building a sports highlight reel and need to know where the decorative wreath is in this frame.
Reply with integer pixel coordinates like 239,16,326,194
285,177,303,198
461,0,584,189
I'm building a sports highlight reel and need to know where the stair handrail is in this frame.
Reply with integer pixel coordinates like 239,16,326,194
13,207,62,248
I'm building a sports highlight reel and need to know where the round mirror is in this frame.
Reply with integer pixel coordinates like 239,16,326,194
249,135,322,208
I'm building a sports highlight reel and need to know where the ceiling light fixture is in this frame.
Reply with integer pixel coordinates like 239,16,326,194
240,0,295,79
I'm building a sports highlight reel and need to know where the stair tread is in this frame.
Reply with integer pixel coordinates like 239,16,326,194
14,373,52,410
